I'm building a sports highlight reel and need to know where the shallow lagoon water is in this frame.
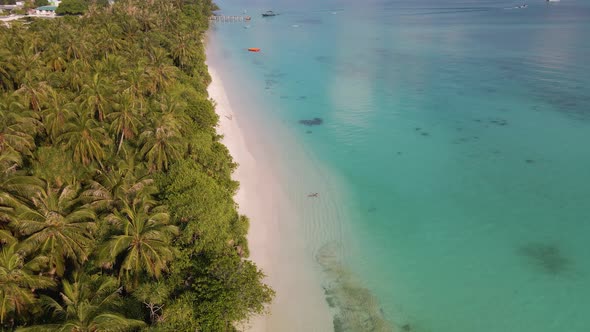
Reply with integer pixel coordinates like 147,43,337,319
209,0,590,331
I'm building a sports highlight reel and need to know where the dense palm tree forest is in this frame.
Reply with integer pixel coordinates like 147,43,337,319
0,0,274,330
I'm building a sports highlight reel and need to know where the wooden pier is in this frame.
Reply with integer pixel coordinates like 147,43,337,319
209,15,251,23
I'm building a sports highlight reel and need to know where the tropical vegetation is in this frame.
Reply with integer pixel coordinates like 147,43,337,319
0,0,274,330
55,0,95,16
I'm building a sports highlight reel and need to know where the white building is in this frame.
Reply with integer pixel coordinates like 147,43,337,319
35,5,57,16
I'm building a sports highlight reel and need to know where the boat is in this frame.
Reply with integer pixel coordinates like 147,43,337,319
248,48,261,52
262,10,278,17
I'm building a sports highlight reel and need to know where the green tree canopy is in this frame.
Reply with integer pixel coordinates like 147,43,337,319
55,0,88,15
34,0,50,7
0,243,54,326
18,274,145,331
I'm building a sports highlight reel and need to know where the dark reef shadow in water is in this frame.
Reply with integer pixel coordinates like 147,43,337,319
251,58,265,68
264,70,287,80
316,242,394,332
493,57,590,121
452,136,479,144
488,118,508,126
315,55,333,64
265,79,278,90
299,117,323,126
517,242,572,276
530,86,590,121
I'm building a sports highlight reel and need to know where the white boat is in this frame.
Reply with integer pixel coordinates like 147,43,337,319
262,10,278,17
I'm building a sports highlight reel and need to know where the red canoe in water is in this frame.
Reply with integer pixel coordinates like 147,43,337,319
248,48,261,52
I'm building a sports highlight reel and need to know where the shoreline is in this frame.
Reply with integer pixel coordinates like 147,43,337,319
205,63,334,331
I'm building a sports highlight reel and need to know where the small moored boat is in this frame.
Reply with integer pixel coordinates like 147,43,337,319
262,10,278,17
248,48,261,52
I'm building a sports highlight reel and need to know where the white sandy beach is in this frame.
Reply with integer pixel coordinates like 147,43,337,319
206,64,334,331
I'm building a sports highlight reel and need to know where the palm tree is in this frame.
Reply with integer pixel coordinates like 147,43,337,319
99,200,178,287
36,22,66,71
57,111,111,167
120,65,149,103
15,182,97,277
0,189,18,239
169,33,197,71
12,46,44,90
144,47,178,95
41,90,74,143
1,176,45,251
0,243,55,327
0,148,21,175
136,5,159,32
97,22,124,58
0,47,16,92
64,60,91,93
0,173,44,210
107,92,142,154
44,44,67,73
153,0,179,30
139,124,184,172
15,81,49,114
95,54,125,78
0,172,22,231
81,156,154,213
139,108,186,172
17,274,145,332
63,32,90,64
0,97,37,157
79,73,112,122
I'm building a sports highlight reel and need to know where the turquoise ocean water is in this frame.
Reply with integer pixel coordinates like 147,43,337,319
207,0,590,331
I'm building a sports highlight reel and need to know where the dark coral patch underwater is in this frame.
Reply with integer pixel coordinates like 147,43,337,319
299,117,323,126
317,243,393,332
517,243,572,275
